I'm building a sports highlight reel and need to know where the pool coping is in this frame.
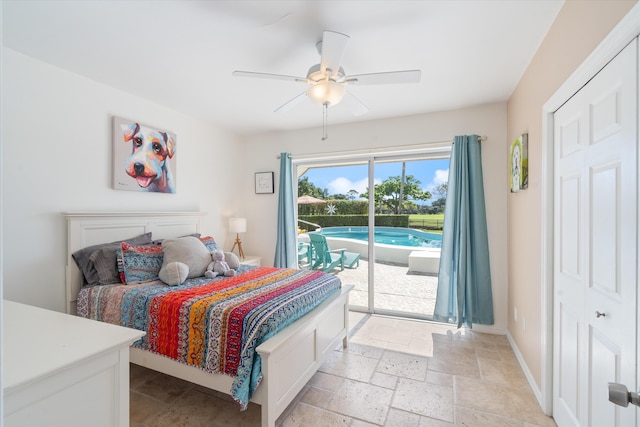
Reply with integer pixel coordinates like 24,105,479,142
299,232,441,265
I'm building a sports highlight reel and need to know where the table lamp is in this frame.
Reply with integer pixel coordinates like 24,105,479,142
229,217,246,259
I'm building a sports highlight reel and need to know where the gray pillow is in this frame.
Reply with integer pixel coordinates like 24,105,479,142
152,233,201,246
224,252,240,270
159,236,211,283
159,261,190,286
72,232,153,286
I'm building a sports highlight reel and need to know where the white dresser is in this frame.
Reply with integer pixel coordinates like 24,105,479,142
2,300,145,427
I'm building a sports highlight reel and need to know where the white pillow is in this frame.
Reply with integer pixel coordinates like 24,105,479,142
159,236,211,283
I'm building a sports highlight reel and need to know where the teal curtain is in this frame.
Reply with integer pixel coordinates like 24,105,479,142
274,153,297,268
434,135,494,328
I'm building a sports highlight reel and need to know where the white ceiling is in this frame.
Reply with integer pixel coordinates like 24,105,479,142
2,0,564,137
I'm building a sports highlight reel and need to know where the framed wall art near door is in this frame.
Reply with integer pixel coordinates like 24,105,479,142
510,133,528,193
255,172,274,194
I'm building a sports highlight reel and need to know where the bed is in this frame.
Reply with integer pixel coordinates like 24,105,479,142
64,211,352,427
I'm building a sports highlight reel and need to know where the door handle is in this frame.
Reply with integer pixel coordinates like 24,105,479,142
609,383,640,407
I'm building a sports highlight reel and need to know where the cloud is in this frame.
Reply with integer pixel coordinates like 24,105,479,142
417,169,449,205
328,177,380,196
434,169,449,185
425,168,449,192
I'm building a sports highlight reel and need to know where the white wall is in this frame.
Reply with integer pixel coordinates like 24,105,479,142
1,48,242,312
1,47,508,329
240,103,509,331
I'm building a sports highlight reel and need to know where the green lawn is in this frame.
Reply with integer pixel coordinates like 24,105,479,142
409,214,444,232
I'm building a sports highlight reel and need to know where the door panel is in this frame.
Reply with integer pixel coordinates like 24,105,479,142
559,115,582,158
553,38,637,427
590,163,619,295
559,175,582,279
591,86,623,143
589,327,620,426
558,303,580,425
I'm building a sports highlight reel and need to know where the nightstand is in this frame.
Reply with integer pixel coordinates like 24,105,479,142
240,255,261,266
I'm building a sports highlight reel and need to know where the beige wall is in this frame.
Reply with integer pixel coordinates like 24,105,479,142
507,0,637,391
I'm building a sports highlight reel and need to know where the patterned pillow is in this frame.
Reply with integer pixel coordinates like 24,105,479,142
117,237,218,284
72,232,153,286
200,236,219,252
119,242,164,284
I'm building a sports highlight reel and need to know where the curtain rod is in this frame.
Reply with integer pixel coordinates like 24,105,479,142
458,135,488,142
276,135,487,159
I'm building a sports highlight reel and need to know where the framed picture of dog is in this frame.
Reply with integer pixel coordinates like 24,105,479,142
510,133,528,193
112,116,177,194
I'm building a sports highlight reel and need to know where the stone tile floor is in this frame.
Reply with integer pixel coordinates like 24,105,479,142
330,258,438,315
130,313,556,426
302,258,439,317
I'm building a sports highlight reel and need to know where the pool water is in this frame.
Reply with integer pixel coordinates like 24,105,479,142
319,226,442,248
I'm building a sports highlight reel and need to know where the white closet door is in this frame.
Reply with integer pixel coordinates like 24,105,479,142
553,38,638,427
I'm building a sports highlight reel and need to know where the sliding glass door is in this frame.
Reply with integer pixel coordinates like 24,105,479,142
295,150,449,320
371,157,447,319
296,161,370,311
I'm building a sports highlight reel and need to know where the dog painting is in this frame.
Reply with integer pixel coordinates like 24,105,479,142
112,117,177,193
510,133,528,193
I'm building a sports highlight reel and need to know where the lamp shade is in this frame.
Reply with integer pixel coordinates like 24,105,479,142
229,217,247,233
307,81,345,106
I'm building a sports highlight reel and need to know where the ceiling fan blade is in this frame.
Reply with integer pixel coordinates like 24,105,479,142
274,91,308,113
342,91,369,116
319,30,349,77
232,70,307,83
345,70,421,85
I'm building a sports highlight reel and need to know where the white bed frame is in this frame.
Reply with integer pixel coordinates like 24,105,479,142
64,211,352,427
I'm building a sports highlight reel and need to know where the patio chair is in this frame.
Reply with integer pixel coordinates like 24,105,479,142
298,241,312,265
308,232,360,272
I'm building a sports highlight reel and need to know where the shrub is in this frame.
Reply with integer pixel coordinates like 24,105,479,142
298,215,409,229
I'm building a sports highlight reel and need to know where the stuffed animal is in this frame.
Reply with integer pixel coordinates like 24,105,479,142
205,249,236,278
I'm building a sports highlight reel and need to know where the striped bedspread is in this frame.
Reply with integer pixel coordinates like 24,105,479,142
77,266,341,409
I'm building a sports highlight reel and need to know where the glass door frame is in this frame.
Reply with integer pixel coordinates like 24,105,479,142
293,144,451,317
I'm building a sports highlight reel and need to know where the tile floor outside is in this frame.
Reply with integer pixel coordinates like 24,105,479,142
327,258,439,316
130,312,556,427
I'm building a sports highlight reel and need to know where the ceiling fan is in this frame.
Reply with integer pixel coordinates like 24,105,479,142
232,30,421,139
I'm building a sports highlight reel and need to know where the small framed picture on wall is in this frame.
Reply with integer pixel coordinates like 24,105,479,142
255,172,274,194
510,133,528,193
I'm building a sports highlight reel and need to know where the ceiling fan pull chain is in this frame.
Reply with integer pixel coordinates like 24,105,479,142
322,103,328,140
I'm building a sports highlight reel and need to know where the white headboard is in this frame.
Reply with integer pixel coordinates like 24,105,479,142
64,211,206,314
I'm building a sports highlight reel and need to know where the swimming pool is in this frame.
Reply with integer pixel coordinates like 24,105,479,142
319,226,442,248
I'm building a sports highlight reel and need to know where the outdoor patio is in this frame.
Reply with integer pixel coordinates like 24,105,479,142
300,258,439,317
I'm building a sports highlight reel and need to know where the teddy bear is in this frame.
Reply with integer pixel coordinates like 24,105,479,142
205,249,236,278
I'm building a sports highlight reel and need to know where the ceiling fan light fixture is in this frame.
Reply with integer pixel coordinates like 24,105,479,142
307,80,345,106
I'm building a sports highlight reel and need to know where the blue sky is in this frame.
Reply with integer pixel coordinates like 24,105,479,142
300,158,450,205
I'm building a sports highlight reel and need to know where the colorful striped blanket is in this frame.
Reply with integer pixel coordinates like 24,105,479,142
77,265,341,409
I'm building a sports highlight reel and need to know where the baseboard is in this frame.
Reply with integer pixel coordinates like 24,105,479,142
506,330,543,407
471,324,507,335
471,325,544,410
